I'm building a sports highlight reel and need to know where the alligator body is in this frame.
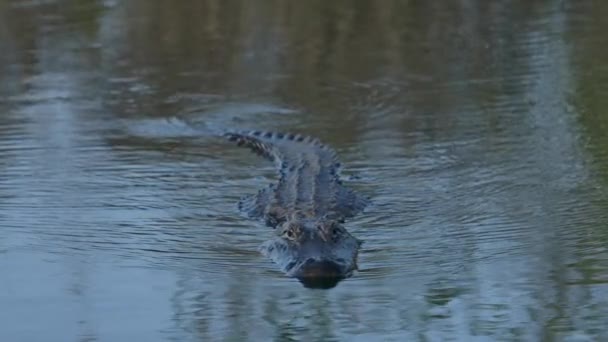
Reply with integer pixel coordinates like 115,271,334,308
223,129,369,288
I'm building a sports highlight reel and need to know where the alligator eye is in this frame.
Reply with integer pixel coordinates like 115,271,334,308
332,227,340,237
284,229,295,240
331,226,341,240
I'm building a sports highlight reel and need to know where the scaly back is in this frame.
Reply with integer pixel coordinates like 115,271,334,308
224,129,368,226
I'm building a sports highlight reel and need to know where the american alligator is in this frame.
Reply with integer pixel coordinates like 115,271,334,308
223,129,369,288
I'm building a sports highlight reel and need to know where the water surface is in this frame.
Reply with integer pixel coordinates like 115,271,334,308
1,1,608,341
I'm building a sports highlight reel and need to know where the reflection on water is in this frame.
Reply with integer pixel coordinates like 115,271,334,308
1,0,608,341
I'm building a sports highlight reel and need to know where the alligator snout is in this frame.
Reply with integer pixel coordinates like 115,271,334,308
292,258,343,279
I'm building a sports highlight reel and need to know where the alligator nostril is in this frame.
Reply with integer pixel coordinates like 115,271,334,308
305,258,316,265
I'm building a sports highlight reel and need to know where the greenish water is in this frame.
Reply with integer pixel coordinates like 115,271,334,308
1,1,608,341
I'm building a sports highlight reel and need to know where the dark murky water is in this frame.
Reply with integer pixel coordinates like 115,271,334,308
1,1,608,341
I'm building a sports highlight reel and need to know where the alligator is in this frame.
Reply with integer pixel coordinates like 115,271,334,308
223,129,369,288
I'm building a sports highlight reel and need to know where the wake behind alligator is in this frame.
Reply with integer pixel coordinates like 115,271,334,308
223,129,369,288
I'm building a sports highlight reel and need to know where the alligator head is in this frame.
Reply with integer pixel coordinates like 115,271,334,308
259,217,361,289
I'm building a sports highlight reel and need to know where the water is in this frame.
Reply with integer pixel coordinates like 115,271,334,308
1,1,608,341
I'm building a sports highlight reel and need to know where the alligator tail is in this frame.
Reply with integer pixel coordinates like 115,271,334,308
223,131,278,162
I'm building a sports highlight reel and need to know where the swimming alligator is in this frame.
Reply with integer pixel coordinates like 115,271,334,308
223,129,369,288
